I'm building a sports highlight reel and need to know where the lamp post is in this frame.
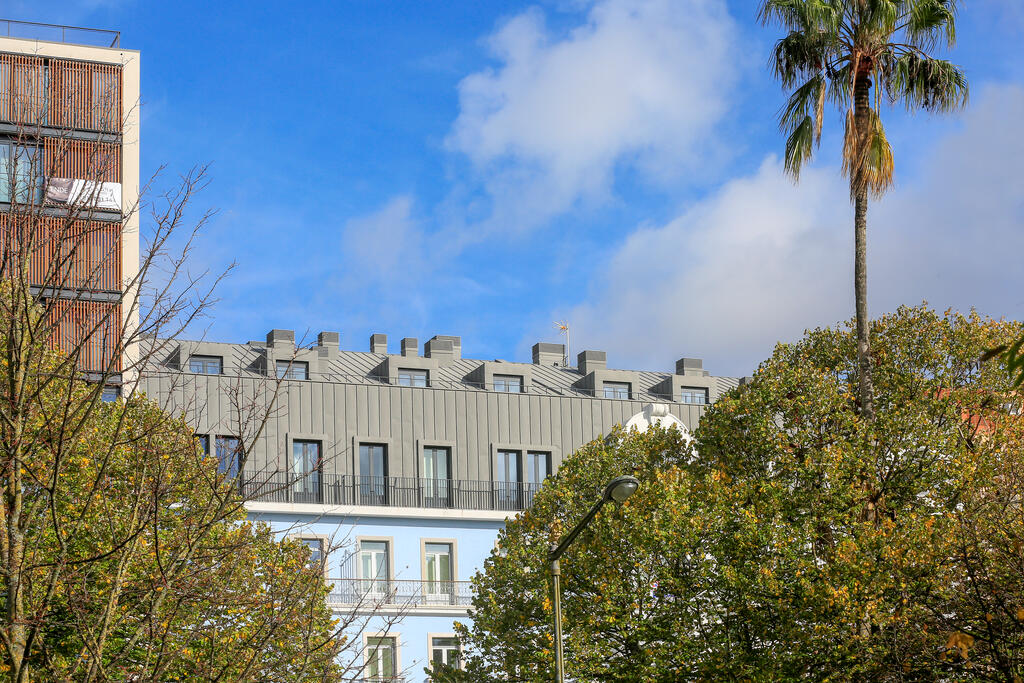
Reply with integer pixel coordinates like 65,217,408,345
548,475,639,683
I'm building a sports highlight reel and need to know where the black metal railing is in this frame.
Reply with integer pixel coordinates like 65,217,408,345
240,471,542,512
328,578,473,608
1,19,120,48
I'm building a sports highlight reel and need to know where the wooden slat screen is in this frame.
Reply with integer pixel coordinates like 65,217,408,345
49,58,122,133
0,213,122,292
47,299,121,372
0,54,48,126
44,137,121,183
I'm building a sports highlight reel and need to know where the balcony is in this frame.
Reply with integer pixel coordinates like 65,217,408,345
327,578,473,608
240,472,542,512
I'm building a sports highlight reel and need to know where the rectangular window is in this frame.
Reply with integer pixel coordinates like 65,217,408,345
493,374,523,393
197,434,210,457
360,540,390,595
215,435,241,479
422,446,451,507
679,387,708,405
603,381,631,400
430,636,461,671
276,360,308,380
397,368,428,387
300,538,324,567
11,61,48,125
100,385,120,402
188,354,222,375
494,449,520,509
292,440,321,503
365,636,396,680
359,444,388,505
424,542,454,603
0,142,44,205
524,451,549,486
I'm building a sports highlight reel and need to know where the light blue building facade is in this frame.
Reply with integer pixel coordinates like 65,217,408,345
141,330,739,679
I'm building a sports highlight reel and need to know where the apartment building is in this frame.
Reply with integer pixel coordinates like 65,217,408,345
141,330,741,679
0,20,140,383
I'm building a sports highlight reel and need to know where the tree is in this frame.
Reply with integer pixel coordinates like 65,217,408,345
0,53,402,680
451,307,1024,681
759,0,969,420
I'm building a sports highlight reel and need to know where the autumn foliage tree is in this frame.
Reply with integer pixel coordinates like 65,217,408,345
449,307,1024,681
0,291,349,680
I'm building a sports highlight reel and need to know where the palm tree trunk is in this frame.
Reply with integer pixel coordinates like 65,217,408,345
853,73,875,421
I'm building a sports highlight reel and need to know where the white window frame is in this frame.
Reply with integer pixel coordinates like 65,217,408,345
427,632,462,672
420,538,458,603
363,632,400,681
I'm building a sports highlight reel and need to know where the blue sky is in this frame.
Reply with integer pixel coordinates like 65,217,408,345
17,0,1024,376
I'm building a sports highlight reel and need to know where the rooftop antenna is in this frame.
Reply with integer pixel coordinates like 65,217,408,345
554,321,570,367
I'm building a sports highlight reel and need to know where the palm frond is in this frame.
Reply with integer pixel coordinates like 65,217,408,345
842,109,894,198
861,0,901,34
905,0,958,50
784,115,816,179
886,53,968,111
778,75,826,137
769,30,833,88
759,0,842,33
863,113,894,197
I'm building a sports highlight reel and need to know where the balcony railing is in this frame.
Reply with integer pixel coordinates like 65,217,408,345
1,19,120,48
328,578,473,608
240,471,542,512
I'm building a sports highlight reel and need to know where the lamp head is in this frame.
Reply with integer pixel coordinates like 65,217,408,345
603,475,639,504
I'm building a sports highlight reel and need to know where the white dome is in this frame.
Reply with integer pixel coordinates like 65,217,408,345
624,403,691,439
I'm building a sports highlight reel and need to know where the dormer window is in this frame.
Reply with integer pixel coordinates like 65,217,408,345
493,374,523,393
603,381,631,400
188,355,222,375
397,368,428,387
679,388,708,405
276,360,308,380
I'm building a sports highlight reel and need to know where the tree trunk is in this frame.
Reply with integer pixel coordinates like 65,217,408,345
853,73,875,421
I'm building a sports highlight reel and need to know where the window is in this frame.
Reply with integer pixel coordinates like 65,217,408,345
276,360,308,380
0,142,44,205
215,435,241,479
424,542,454,602
524,451,550,487
493,374,523,393
300,538,324,567
360,540,390,595
397,368,428,387
365,636,397,681
494,450,520,509
422,446,451,506
292,440,321,503
197,434,210,457
680,387,708,405
359,444,388,505
188,355,222,375
100,385,120,402
603,381,631,400
92,68,119,131
430,636,461,671
11,61,48,124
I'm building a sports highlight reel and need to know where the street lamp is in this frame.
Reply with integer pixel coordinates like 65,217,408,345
547,475,639,683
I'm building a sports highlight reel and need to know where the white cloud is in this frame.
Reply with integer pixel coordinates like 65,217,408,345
559,84,1024,377
338,196,428,292
448,0,738,231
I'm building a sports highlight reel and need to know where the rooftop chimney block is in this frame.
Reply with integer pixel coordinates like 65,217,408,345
425,335,461,364
401,337,418,358
577,350,607,374
266,329,295,349
318,331,339,347
676,357,707,377
370,333,388,354
532,342,565,367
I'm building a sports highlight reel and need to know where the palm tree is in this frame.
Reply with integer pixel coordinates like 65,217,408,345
759,0,968,419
